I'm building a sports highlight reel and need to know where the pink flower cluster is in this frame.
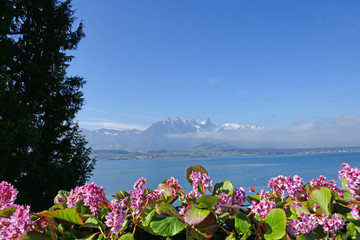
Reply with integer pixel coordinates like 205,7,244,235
232,187,246,205
215,193,232,214
0,181,18,207
268,174,304,199
67,182,106,214
310,175,343,196
287,212,345,237
166,177,182,195
105,199,128,233
350,206,360,220
215,187,246,214
188,171,213,197
129,177,163,215
322,214,345,234
250,190,276,218
0,181,32,240
0,205,32,240
338,163,360,200
287,213,318,236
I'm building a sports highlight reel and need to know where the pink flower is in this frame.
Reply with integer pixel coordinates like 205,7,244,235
250,190,276,218
0,181,18,208
179,206,186,216
350,206,360,220
286,213,318,236
148,189,163,201
0,205,33,240
287,175,305,199
166,177,182,195
268,175,304,199
215,193,232,214
133,177,146,190
129,188,145,215
232,187,246,206
67,183,106,214
338,163,360,200
105,199,127,233
322,213,345,234
310,175,343,196
189,171,213,196
268,175,288,198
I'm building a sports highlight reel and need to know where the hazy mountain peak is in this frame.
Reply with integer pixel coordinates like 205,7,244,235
82,117,265,151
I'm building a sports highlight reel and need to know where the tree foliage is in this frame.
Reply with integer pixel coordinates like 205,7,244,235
0,0,95,211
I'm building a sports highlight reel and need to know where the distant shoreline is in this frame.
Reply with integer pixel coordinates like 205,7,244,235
91,147,360,161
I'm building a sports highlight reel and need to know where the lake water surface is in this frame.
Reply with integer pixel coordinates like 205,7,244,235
89,152,360,197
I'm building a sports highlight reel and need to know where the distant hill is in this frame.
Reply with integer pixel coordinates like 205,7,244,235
81,117,264,152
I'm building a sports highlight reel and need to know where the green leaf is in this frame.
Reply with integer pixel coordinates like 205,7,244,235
246,195,260,204
184,205,211,226
264,208,286,240
186,214,218,240
196,195,219,209
84,233,100,240
225,232,236,240
292,202,310,217
156,183,175,197
186,165,208,184
213,180,234,196
54,190,69,204
347,221,360,239
114,189,130,200
75,200,92,217
155,202,181,219
0,206,17,218
38,208,84,225
142,209,156,227
20,231,50,240
234,211,251,235
218,212,230,222
308,187,333,215
118,233,134,240
83,216,100,228
343,192,357,201
149,214,187,237
240,229,252,240
193,214,217,239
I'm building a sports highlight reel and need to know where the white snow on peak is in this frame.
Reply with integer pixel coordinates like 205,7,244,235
104,131,118,136
201,117,211,125
217,123,264,131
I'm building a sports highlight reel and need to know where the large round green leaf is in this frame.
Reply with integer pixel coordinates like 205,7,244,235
308,187,333,215
38,208,84,225
196,195,219,209
234,211,251,235
213,180,234,196
184,205,211,226
150,214,187,237
264,208,286,240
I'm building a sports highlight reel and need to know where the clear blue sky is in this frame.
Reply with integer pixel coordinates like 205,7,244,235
69,0,360,131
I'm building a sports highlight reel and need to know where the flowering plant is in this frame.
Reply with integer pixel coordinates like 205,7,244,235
1,163,360,239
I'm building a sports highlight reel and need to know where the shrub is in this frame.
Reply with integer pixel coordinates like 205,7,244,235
1,163,360,239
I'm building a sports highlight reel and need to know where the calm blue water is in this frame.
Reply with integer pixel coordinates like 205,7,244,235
89,152,360,197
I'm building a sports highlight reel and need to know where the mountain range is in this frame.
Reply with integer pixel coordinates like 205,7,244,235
81,117,264,152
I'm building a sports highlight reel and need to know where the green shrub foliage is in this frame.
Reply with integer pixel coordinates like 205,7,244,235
1,163,360,239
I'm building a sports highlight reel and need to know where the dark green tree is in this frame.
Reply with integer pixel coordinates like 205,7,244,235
0,0,95,211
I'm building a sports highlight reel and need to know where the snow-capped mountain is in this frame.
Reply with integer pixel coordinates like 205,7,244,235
216,123,264,131
81,117,264,152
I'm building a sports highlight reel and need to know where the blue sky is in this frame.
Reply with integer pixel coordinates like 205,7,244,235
69,0,360,133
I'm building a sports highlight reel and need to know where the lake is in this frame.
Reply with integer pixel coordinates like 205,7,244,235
89,152,360,197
